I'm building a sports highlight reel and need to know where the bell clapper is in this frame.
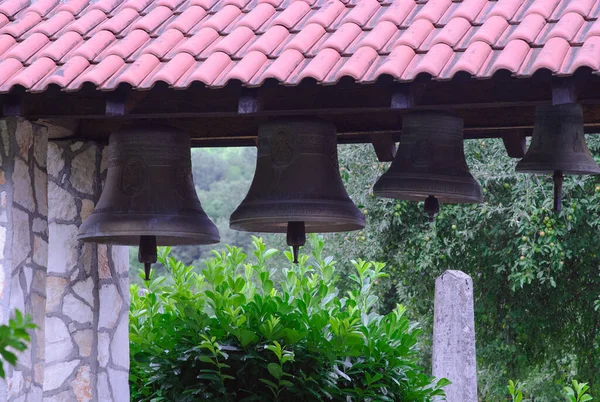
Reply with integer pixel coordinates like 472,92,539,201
553,170,564,213
138,235,158,281
286,222,306,264
424,195,440,222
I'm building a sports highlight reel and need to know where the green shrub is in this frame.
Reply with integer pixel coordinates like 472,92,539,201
0,310,35,378
129,236,448,401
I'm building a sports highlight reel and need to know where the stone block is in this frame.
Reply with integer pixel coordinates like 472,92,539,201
33,236,48,267
33,127,48,168
11,208,31,268
98,333,110,368
45,317,72,364
70,146,96,195
15,120,33,161
44,360,79,391
47,143,65,178
432,270,478,402
46,276,67,313
63,294,93,325
48,182,77,221
111,315,129,369
73,365,92,402
107,368,129,402
98,284,122,330
48,224,79,275
34,167,48,216
73,330,92,358
13,159,35,212
72,278,94,307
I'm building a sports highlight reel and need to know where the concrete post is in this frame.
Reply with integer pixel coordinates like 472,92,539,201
432,270,478,402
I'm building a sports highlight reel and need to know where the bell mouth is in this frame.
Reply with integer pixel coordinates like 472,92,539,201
373,174,484,204
230,218,365,234
515,162,600,176
78,213,220,246
230,198,366,233
77,233,220,246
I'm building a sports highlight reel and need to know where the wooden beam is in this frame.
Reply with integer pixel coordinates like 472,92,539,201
501,130,528,158
370,133,397,162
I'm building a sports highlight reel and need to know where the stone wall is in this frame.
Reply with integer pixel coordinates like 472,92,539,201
0,118,48,401
44,142,129,402
0,118,130,402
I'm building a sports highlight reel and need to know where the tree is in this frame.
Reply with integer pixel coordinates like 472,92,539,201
325,138,600,400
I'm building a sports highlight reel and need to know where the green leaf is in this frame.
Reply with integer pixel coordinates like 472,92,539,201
267,363,282,379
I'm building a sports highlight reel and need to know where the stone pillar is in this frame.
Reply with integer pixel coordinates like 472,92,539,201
432,270,478,402
0,119,48,401
44,141,129,402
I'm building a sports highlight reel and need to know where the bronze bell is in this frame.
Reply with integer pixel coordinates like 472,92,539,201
373,112,483,220
78,126,220,279
516,103,600,212
230,119,365,262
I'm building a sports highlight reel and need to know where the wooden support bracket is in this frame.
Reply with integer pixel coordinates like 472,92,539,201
371,133,397,162
391,84,413,109
238,88,262,114
106,87,147,116
552,78,578,105
2,93,22,116
501,130,528,158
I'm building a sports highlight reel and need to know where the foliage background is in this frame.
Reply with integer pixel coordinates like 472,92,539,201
130,136,600,400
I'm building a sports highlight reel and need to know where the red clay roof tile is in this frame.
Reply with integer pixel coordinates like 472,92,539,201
95,7,140,36
250,24,290,54
38,31,83,61
102,29,150,60
55,0,89,15
170,26,219,57
0,12,42,37
4,32,48,62
27,0,60,16
32,11,76,37
132,5,172,33
202,4,242,32
342,0,380,26
452,0,487,22
179,51,232,86
238,3,276,30
139,28,185,58
213,25,254,55
271,1,311,29
0,58,23,86
140,52,195,88
33,55,89,91
0,0,30,18
0,0,599,93
71,30,116,60
1,56,54,91
164,6,206,33
306,0,345,28
521,0,560,20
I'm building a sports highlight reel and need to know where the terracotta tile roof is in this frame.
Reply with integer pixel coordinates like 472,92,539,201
0,0,599,93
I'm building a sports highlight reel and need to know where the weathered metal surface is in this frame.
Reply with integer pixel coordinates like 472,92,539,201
516,103,600,212
230,119,365,238
78,126,220,247
373,112,483,205
516,104,600,175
